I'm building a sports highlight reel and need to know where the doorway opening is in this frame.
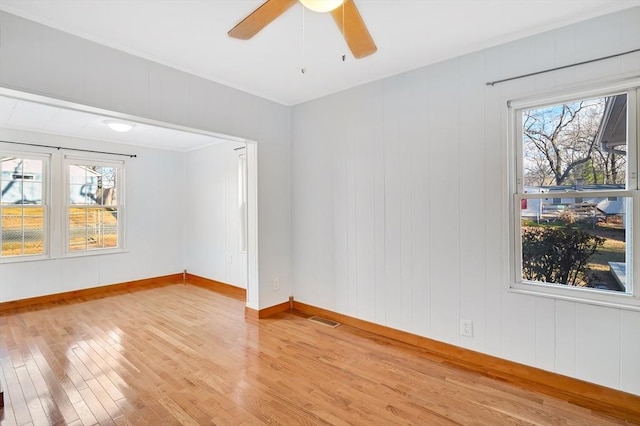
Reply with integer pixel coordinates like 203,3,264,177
0,87,259,309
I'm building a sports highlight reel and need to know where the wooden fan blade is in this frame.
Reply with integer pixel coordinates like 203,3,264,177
330,0,377,58
228,0,297,40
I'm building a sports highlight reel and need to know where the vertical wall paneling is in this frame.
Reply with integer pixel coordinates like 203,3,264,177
555,300,578,377
314,102,335,311
373,89,387,326
251,98,292,310
185,75,233,134
482,45,505,357
331,98,350,315
345,92,358,316
184,141,247,288
458,52,488,350
620,310,640,395
427,60,462,344
0,15,43,96
84,45,151,118
291,103,318,304
291,7,640,395
501,292,536,366
620,9,640,74
575,304,621,390
534,298,556,371
386,69,432,336
353,86,380,322
148,64,190,126
41,29,86,103
531,31,558,91
398,82,415,332
382,80,404,329
0,11,292,309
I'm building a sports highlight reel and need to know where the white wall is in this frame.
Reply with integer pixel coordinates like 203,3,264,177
291,7,640,395
0,129,184,301
184,140,247,288
0,11,292,309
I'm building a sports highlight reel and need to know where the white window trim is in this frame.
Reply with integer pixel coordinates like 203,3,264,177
507,78,640,311
0,150,51,262
62,155,126,257
238,151,248,254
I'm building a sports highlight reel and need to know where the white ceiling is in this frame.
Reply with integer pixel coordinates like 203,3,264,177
0,96,231,152
1,0,639,106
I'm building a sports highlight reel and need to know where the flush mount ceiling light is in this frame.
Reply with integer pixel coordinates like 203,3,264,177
299,0,344,13
104,119,135,133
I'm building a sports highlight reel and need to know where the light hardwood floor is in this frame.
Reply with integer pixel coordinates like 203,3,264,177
0,284,632,425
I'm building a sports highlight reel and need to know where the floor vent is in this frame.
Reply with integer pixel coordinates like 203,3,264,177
308,316,341,328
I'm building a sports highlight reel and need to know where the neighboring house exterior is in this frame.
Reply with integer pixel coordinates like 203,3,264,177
1,162,101,204
521,184,626,222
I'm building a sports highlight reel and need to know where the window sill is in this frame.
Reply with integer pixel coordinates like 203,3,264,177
0,254,51,264
62,248,129,259
0,249,129,264
509,282,640,311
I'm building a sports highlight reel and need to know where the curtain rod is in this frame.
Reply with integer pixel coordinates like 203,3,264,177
0,140,137,158
486,48,640,87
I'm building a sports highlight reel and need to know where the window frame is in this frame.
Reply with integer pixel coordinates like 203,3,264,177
63,155,125,256
508,78,640,310
0,150,51,262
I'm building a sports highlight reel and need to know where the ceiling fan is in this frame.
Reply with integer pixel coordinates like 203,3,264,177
228,0,377,59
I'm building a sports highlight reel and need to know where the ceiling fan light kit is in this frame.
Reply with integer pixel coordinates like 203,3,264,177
299,0,344,13
228,0,376,59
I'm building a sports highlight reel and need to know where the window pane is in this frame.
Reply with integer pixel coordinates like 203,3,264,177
69,207,118,251
1,206,44,256
69,183,89,205
520,195,629,292
22,206,44,255
522,95,627,191
69,207,87,251
1,156,46,258
69,165,117,206
1,157,43,205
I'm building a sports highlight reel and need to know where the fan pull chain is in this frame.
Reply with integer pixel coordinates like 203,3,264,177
341,4,346,62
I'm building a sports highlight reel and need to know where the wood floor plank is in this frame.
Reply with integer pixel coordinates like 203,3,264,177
23,353,66,425
0,284,635,425
28,346,81,425
77,384,114,425
71,396,99,425
14,364,50,426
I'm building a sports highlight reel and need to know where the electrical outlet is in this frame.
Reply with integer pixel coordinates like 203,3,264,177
227,254,233,263
272,278,280,291
460,319,473,337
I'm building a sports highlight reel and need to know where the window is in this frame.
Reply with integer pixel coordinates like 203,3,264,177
0,154,48,258
510,81,639,307
66,157,123,253
0,146,126,261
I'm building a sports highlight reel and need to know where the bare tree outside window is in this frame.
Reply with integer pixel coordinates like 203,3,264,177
523,96,626,188
519,94,629,292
